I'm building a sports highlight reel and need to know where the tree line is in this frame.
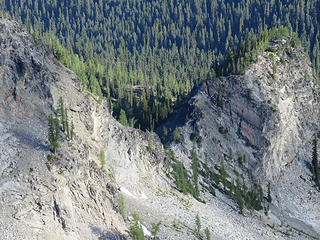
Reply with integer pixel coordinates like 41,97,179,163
2,0,320,130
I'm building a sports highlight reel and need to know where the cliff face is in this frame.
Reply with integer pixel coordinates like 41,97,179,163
1,18,319,240
190,43,317,182
162,39,320,237
0,18,130,239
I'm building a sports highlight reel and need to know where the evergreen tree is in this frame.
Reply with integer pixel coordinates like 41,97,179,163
48,114,55,152
163,127,168,142
70,121,74,140
176,161,187,194
191,146,200,198
119,193,126,221
119,109,128,126
100,149,106,170
129,117,137,128
129,212,145,240
204,227,211,240
151,222,161,238
48,114,60,154
234,179,244,215
219,160,229,191
312,133,320,187
173,128,180,143
147,133,153,153
205,227,211,240
267,183,272,203
195,214,201,237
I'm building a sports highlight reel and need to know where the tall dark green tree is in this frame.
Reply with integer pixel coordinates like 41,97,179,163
234,179,244,215
267,183,272,203
191,146,200,198
48,114,55,151
173,128,180,143
176,161,187,194
312,133,320,188
205,227,211,240
70,121,75,140
195,214,201,237
48,114,60,153
151,222,161,238
119,109,128,126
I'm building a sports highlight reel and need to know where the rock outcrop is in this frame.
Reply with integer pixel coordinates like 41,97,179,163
160,39,320,238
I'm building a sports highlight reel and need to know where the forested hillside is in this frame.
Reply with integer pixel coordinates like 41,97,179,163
1,0,320,130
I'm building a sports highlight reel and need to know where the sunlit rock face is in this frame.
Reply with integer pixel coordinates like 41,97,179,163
160,39,320,238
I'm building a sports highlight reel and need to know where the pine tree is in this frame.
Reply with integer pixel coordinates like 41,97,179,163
219,160,228,191
264,201,269,216
234,178,244,215
129,117,137,128
205,227,211,240
119,109,128,126
119,193,126,221
195,214,201,236
191,146,200,198
312,133,320,187
163,127,168,142
100,149,106,170
147,133,153,153
176,161,187,194
48,114,55,152
173,128,180,143
129,212,145,240
48,114,60,154
151,222,161,238
267,182,272,203
70,121,74,140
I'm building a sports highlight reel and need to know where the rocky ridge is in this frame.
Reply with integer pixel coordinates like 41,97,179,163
161,39,320,238
0,17,319,240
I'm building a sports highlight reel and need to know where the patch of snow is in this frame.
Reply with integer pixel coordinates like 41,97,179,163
120,187,136,198
141,224,151,237
140,191,148,200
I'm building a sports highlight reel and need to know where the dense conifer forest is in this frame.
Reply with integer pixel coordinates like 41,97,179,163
1,0,320,130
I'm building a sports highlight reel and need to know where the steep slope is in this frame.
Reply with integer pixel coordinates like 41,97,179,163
159,38,320,238
0,18,128,239
1,18,319,240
